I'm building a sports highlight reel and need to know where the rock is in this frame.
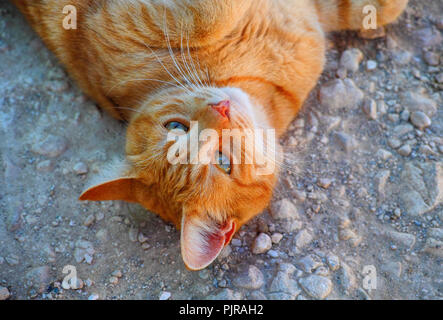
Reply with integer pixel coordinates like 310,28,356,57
269,272,300,299
399,162,443,216
375,170,390,196
392,50,412,65
339,49,363,73
109,276,119,285
267,250,279,258
388,137,402,149
295,255,322,273
393,124,414,138
336,263,357,293
88,294,99,300
31,135,68,158
298,275,332,299
269,199,300,220
428,228,443,240
362,98,377,120
318,178,333,189
293,229,313,250
386,230,416,250
217,245,232,260
397,144,412,157
208,289,243,300
96,229,109,242
252,233,272,254
83,214,95,227
74,240,95,263
128,227,138,242
423,52,440,66
5,255,19,266
388,113,399,123
282,220,303,233
413,27,443,47
233,265,265,290
366,60,377,71
271,233,283,244
381,261,402,279
376,149,392,160
400,109,410,122
25,266,51,294
401,92,437,118
36,160,54,172
73,162,88,175
138,232,148,243
339,228,357,241
7,210,22,232
111,270,123,278
249,291,267,300
423,238,443,258
319,79,364,110
326,254,340,271
46,80,69,92
0,287,10,300
410,111,431,130
159,291,171,300
333,132,357,153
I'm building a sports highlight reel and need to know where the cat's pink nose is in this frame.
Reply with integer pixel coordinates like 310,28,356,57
210,100,230,120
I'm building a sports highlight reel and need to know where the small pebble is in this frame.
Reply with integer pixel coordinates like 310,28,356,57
159,291,171,300
410,111,431,130
111,270,123,278
366,60,377,71
398,144,412,157
252,233,272,254
73,162,88,175
0,287,10,300
83,215,95,227
109,276,119,285
271,233,283,244
88,294,99,300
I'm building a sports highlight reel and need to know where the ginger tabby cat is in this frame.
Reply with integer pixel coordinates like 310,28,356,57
13,0,408,270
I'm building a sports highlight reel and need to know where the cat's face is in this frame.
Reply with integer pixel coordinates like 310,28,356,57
81,86,280,270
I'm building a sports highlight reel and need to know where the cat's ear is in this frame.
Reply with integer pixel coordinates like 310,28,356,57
79,177,141,202
181,207,237,271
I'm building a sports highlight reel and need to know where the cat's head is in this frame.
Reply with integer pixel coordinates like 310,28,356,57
80,86,281,270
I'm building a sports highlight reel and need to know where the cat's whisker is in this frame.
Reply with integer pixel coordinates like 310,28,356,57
138,38,192,95
162,11,197,92
106,78,182,96
185,30,207,88
179,24,201,91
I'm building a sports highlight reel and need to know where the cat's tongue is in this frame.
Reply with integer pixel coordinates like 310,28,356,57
181,214,236,271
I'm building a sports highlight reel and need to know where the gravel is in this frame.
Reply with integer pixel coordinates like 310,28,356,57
31,135,68,158
252,233,272,254
298,275,333,299
1,0,441,301
410,111,432,130
233,265,265,290
0,287,10,300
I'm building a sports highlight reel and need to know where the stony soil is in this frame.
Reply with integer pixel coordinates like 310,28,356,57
0,0,442,300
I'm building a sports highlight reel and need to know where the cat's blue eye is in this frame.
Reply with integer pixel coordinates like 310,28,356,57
215,151,231,175
165,121,189,132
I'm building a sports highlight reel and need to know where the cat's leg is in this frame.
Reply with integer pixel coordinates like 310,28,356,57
314,0,408,32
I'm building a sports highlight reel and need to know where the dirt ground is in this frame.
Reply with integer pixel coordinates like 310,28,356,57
0,0,441,300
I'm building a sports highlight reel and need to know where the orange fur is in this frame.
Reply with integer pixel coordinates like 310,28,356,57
13,0,408,269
